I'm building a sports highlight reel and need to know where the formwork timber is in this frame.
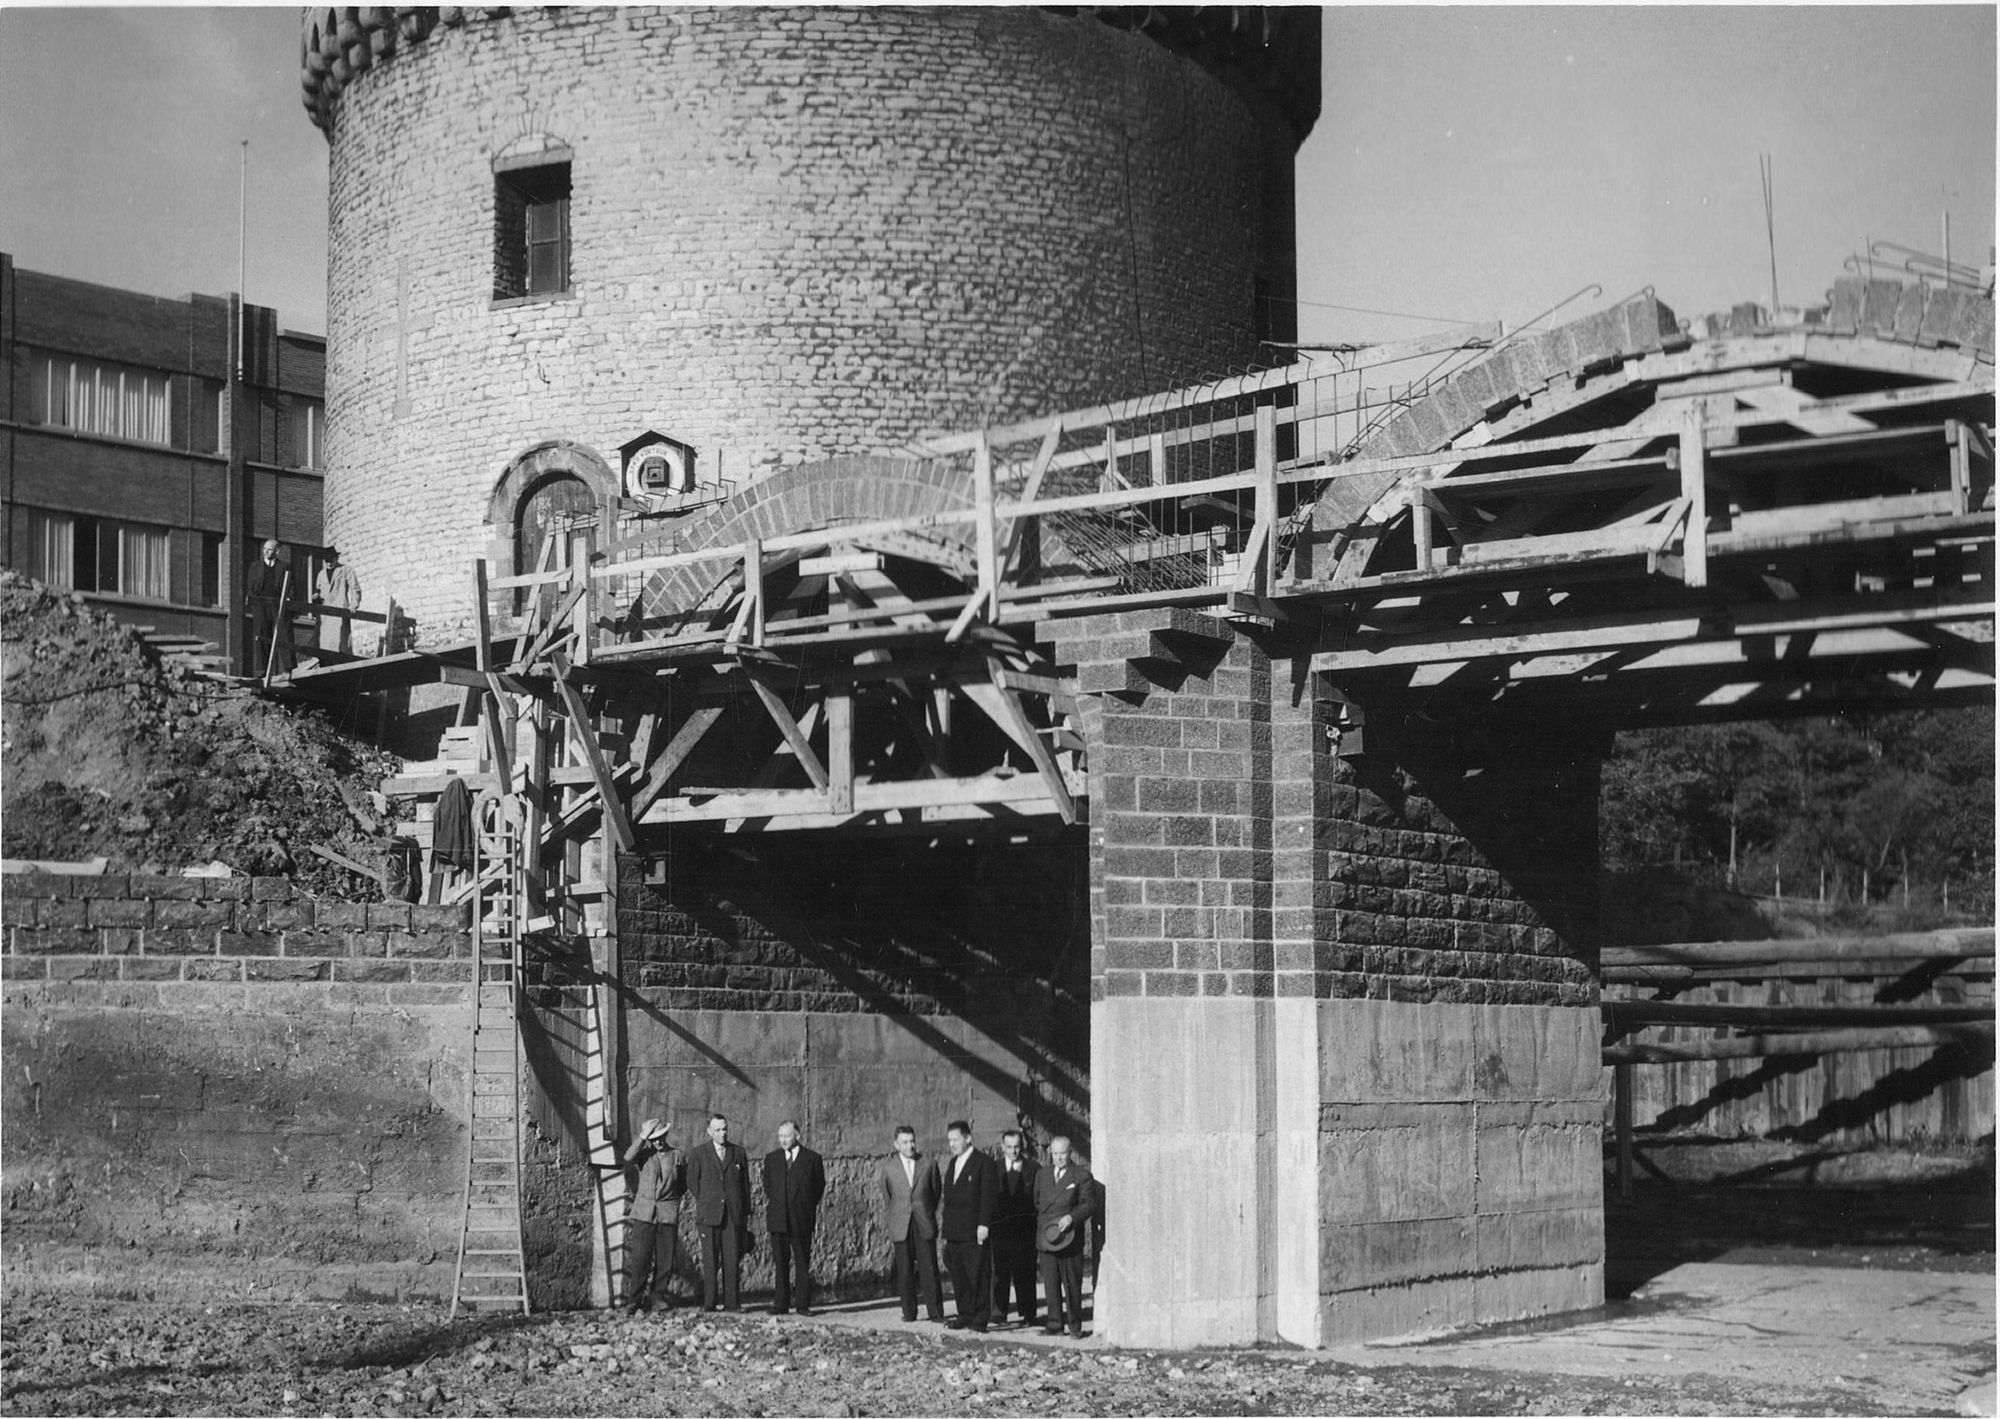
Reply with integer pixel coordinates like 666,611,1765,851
263,286,1994,1346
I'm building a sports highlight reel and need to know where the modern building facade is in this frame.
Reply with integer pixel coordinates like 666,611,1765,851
0,253,327,670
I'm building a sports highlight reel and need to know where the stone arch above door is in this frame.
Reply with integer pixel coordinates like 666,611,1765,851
487,440,619,574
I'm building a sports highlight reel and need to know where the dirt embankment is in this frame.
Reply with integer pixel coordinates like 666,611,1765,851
1,573,400,895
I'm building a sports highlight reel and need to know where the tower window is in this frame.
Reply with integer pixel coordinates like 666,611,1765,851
494,160,571,300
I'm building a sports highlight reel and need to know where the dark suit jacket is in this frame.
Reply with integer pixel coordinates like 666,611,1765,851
937,1146,999,1244
686,1140,751,1229
245,555,289,607
993,1156,1040,1232
874,1151,941,1241
1033,1161,1095,1255
763,1144,827,1236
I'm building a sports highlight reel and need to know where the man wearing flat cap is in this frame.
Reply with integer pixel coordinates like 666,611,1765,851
620,1117,685,1313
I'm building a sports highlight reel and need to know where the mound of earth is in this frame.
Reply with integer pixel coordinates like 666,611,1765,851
1,572,401,895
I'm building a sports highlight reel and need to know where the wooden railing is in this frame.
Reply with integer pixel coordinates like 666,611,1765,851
475,335,1992,670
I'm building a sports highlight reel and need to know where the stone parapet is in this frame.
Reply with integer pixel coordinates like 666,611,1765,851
1,872,471,981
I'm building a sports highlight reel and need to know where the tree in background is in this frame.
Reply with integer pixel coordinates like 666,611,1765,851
1601,707,1994,917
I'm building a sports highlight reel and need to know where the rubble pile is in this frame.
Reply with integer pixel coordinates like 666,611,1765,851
0,1299,1873,1417
1,573,400,894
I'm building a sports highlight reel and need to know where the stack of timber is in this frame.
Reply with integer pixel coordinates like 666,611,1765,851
1603,928,1994,1163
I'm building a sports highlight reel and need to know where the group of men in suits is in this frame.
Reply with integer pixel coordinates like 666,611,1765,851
618,1112,827,1315
873,1121,1095,1338
618,1112,1094,1338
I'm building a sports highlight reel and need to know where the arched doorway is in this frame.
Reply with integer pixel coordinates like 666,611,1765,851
486,440,619,618
515,472,596,574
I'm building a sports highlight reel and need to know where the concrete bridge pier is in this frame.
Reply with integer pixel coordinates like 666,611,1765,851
1046,610,1606,1348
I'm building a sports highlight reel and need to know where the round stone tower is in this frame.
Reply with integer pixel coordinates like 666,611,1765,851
303,5,1318,637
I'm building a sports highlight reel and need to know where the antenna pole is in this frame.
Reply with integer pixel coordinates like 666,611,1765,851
238,140,248,380
1760,153,1779,314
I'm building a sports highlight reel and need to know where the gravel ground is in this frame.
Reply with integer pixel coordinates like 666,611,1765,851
0,1296,1888,1417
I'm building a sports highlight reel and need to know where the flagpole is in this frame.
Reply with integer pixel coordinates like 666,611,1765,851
238,140,248,379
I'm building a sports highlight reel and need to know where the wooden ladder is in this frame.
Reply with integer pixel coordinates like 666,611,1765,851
450,797,531,1317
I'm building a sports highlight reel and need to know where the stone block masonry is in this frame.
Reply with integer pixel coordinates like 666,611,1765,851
0,872,480,1303
314,7,1288,639
614,834,1090,1298
1040,610,1606,1348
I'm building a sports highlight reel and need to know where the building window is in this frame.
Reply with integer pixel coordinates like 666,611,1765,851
193,379,225,456
27,352,171,446
24,510,171,601
494,161,571,299
200,532,223,607
289,396,324,469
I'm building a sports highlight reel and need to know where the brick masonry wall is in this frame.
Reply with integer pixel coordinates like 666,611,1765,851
0,872,477,1302
616,835,1091,1295
1041,611,1599,1006
1058,611,1606,1345
318,6,1272,640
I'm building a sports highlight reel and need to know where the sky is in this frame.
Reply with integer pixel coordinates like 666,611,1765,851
0,5,1992,347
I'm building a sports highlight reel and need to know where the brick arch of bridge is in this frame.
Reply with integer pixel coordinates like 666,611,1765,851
636,455,974,620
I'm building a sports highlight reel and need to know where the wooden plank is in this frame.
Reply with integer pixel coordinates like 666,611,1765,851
599,507,981,579
989,667,1074,700
430,664,534,696
486,567,573,591
628,703,724,815
944,582,987,644
1731,382,1877,435
1706,509,1994,560
383,772,503,797
309,844,376,879
974,432,998,618
725,539,763,649
1314,586,1994,674
1715,377,1994,430
1603,1022,1991,1065
1950,419,1973,516
515,582,587,671
1233,404,1279,595
570,534,595,667
998,419,1063,576
745,674,829,791
1721,492,1961,540
1603,1001,1993,1028
642,768,1083,826
1603,930,1993,967
1423,453,1673,498
1301,416,1677,486
958,678,1075,825
799,551,883,577
1678,404,1708,589
551,669,637,854
483,684,515,796
1707,421,1948,476
1800,333,1980,382
827,686,854,816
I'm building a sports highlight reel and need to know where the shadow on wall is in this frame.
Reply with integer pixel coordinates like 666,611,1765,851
612,834,1094,1297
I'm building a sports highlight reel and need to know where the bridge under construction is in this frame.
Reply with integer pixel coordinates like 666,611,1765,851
277,275,1994,1346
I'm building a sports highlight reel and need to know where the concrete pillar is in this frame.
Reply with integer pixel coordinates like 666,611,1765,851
1045,610,1605,1348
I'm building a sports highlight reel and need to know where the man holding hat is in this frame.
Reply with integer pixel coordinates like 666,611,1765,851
1032,1135,1094,1338
620,1117,685,1313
